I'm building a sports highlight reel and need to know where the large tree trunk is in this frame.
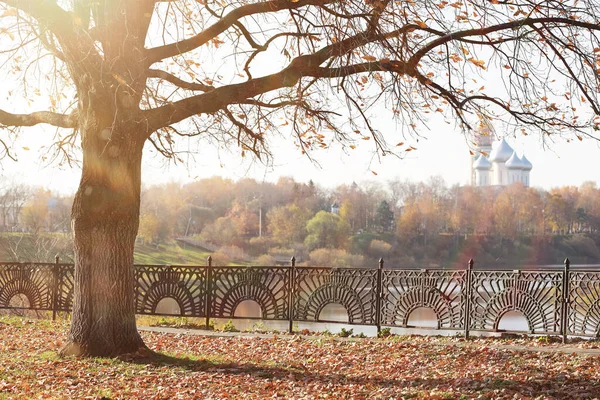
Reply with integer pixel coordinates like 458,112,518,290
60,120,147,357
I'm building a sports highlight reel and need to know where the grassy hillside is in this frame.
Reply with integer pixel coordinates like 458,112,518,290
0,232,74,263
133,241,212,265
0,233,213,266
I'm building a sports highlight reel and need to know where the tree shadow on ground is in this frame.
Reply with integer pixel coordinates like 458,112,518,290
117,350,600,399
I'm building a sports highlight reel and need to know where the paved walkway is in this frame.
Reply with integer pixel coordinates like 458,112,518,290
138,326,600,356
453,341,600,356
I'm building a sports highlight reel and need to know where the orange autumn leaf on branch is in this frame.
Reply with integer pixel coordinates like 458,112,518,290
468,58,486,69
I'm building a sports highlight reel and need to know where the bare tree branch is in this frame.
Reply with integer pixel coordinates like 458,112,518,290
0,109,77,128
0,0,100,68
144,23,424,130
147,69,214,92
409,18,600,67
146,0,336,64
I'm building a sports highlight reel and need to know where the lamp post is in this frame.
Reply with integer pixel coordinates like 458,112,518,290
542,208,545,236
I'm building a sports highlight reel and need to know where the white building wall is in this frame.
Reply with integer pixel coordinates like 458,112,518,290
523,171,530,187
493,162,508,185
508,170,522,184
475,169,491,186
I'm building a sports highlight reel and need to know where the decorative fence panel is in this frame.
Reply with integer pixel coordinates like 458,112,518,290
209,266,289,321
468,270,564,335
2,258,600,339
55,264,74,313
0,263,55,311
567,271,600,337
292,267,377,325
380,269,466,330
135,265,207,317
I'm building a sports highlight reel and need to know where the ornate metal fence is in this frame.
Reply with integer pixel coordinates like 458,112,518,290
468,269,564,335
135,265,207,317
380,268,466,330
566,269,600,337
208,266,290,321
0,262,55,312
2,257,600,338
293,266,378,325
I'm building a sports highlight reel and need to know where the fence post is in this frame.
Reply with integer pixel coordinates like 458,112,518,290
376,258,384,335
562,258,571,343
464,258,474,340
52,255,59,321
288,256,296,334
205,256,212,330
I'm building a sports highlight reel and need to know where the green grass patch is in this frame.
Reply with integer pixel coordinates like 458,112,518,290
36,350,59,362
136,315,209,330
133,241,212,265
0,233,253,266
0,233,215,266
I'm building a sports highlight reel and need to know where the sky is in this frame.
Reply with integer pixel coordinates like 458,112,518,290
2,119,600,196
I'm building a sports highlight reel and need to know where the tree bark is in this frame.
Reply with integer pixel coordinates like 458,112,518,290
60,120,147,357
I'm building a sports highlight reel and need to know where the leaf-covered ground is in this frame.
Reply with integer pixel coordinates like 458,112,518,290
1,318,600,399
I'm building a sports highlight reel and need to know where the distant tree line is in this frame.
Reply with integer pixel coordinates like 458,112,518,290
136,177,600,267
4,176,600,266
0,183,72,234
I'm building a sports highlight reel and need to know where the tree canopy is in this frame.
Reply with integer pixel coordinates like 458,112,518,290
305,210,349,250
1,0,600,161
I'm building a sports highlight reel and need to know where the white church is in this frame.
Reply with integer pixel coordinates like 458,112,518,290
470,128,533,187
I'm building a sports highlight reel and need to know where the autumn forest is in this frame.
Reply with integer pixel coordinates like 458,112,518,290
4,176,600,268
